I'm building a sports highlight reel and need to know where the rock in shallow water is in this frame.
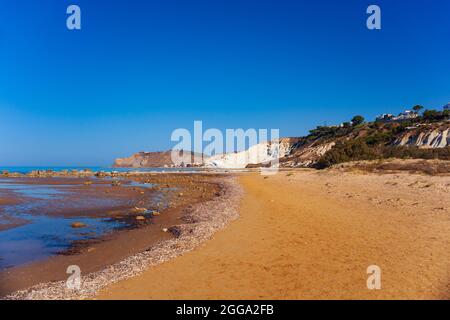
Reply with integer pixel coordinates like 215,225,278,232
71,222,87,228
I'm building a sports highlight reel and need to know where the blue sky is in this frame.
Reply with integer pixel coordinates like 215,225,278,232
1,0,449,166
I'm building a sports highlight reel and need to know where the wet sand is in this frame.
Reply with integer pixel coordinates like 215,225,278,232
98,169,450,300
0,173,223,297
0,190,22,231
0,177,140,220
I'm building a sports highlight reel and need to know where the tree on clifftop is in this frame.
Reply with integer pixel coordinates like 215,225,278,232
413,105,424,113
351,115,365,126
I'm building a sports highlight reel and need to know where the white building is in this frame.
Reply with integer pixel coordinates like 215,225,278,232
376,110,418,122
394,110,418,121
376,113,394,121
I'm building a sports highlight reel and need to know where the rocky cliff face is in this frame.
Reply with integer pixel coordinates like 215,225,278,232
280,141,336,167
274,123,450,168
393,127,449,148
113,151,204,168
114,123,450,169
201,137,335,169
204,138,299,169
114,151,173,168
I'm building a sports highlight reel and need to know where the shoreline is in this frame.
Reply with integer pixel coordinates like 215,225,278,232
2,175,241,300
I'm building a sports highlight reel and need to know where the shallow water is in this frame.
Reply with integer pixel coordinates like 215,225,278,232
0,214,123,269
0,180,135,269
0,183,69,199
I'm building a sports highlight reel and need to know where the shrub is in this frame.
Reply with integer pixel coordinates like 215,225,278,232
316,143,450,168
421,109,449,122
365,132,393,146
315,139,377,168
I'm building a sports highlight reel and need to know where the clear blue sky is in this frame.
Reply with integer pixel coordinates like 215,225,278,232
1,0,449,166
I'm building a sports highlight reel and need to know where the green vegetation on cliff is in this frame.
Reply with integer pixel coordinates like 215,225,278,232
310,107,450,168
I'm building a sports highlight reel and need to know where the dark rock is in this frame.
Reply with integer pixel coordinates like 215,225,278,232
168,226,182,238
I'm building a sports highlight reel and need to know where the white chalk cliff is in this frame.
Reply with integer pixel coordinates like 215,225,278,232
394,128,449,148
204,139,294,168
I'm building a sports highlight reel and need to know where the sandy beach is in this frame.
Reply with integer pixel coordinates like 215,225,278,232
97,168,450,300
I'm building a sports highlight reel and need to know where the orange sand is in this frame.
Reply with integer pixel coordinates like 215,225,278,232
98,171,450,299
